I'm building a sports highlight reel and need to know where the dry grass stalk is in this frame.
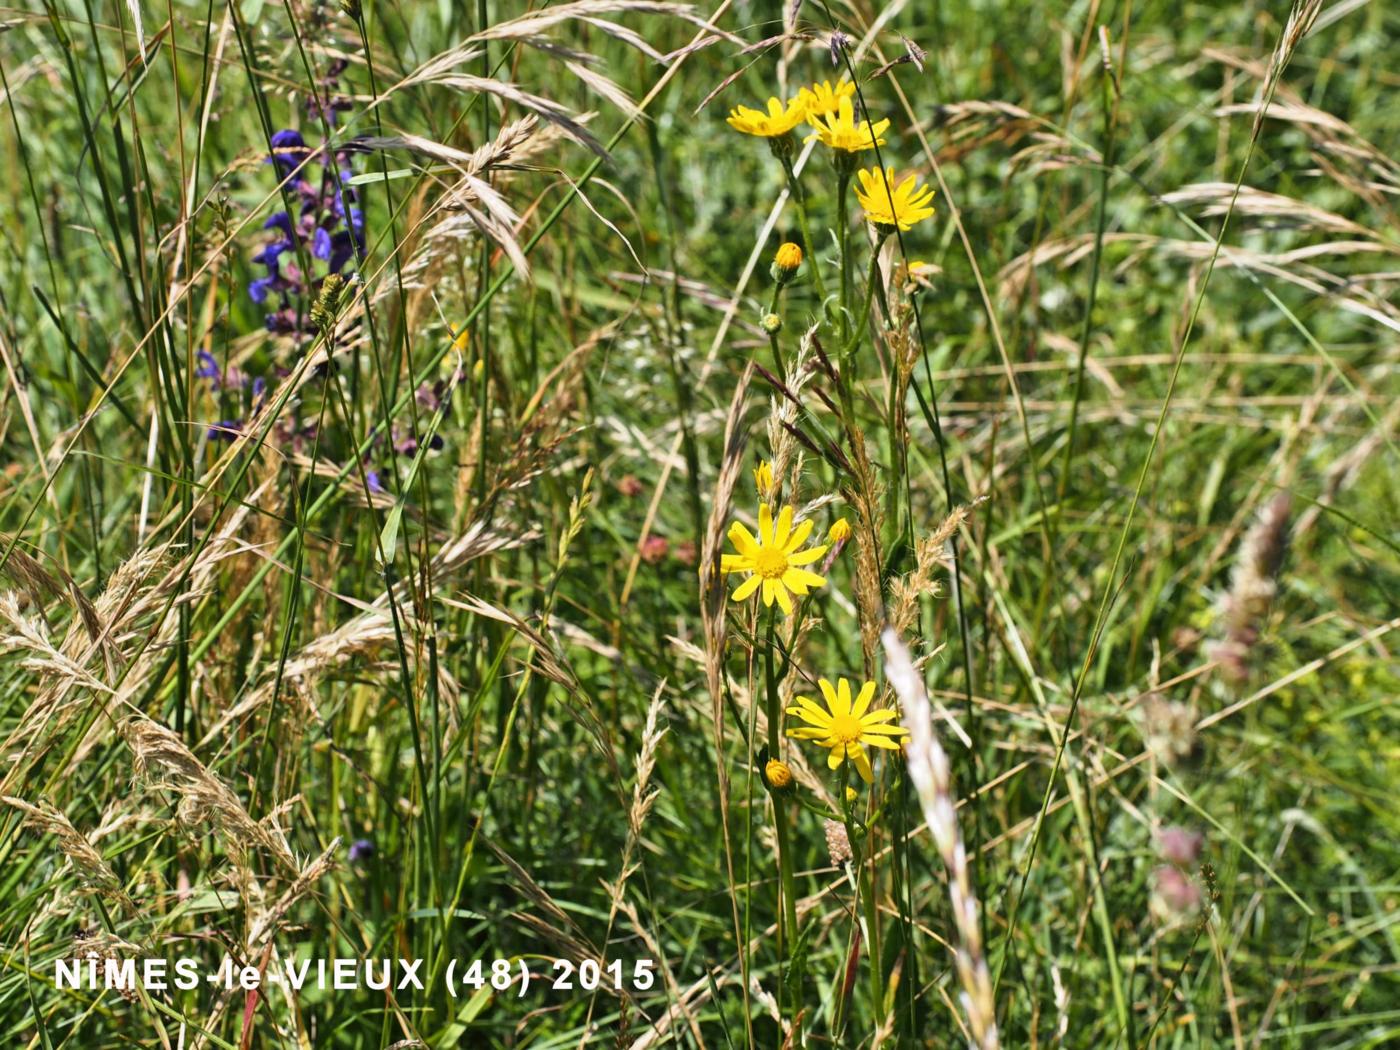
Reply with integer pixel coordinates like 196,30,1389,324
603,682,666,927
846,434,886,672
247,838,340,949
889,501,980,637
0,593,113,698
123,717,297,873
697,360,753,1021
882,627,999,1050
2,795,131,905
1207,493,1291,682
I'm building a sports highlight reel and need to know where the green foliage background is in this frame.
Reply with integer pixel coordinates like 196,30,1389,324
0,0,1396,1046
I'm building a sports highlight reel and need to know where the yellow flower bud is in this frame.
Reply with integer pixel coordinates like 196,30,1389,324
845,786,858,804
760,312,783,335
828,517,852,543
772,241,803,281
764,758,794,793
753,460,774,496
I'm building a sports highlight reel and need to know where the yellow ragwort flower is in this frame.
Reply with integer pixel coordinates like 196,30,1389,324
798,78,856,118
772,243,806,280
727,95,807,137
828,517,852,543
786,678,910,783
721,503,827,615
855,167,936,231
763,757,794,792
806,97,889,153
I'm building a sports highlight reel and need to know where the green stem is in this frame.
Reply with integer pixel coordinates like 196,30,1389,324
836,168,851,343
779,152,828,310
765,609,803,1042
768,284,788,381
840,245,884,364
841,766,885,1021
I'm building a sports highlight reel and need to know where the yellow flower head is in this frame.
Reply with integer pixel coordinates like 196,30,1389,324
727,95,807,138
855,167,936,231
787,678,910,783
753,460,774,497
828,517,852,543
799,78,856,118
772,242,806,280
721,504,828,615
763,757,794,792
806,97,889,153
845,785,859,804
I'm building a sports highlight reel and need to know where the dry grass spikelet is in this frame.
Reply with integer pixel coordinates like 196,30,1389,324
247,838,340,949
764,323,821,499
3,796,131,905
0,593,113,699
604,683,667,921
824,818,852,866
845,435,886,670
883,628,999,1050
889,501,980,637
1207,493,1290,682
122,718,297,873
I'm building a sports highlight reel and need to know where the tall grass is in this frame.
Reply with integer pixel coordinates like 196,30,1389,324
0,0,1397,1046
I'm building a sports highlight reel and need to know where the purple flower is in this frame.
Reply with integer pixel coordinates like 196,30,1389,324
253,240,292,269
265,307,301,333
206,419,242,441
327,230,357,274
415,383,440,412
264,211,295,239
366,470,384,494
348,838,376,863
195,350,220,380
270,129,305,150
249,276,276,304
251,111,364,336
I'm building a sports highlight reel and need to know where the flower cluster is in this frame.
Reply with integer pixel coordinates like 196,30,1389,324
252,126,365,334
727,75,935,233
715,466,908,783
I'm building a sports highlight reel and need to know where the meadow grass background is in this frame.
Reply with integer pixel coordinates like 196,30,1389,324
0,0,1398,1046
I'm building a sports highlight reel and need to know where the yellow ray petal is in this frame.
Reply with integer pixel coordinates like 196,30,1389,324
731,574,762,601
728,521,758,556
782,568,826,592
862,735,903,750
784,517,813,552
858,721,910,737
852,681,876,719
849,743,873,783
773,505,793,548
